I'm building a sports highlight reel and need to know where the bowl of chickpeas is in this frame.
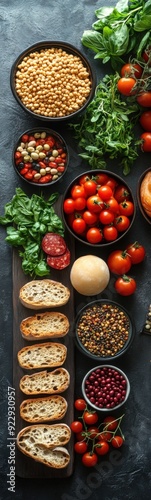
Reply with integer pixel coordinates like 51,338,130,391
10,40,96,122
13,128,69,186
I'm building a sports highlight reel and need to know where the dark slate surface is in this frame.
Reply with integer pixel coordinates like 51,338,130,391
0,0,151,498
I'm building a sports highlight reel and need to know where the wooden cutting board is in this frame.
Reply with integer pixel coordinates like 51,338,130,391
13,197,75,478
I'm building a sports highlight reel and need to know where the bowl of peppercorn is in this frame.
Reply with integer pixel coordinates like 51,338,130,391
82,364,130,412
10,40,96,122
75,299,135,362
13,127,69,186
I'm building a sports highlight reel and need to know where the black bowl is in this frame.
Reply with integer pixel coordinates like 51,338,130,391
75,299,135,362
137,168,151,224
62,169,136,248
13,127,69,187
10,40,96,122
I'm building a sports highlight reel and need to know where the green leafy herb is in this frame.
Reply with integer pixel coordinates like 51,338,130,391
81,0,151,70
70,74,141,175
0,188,65,277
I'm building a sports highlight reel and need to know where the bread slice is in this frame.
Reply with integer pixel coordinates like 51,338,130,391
20,395,68,423
20,312,69,340
19,279,70,309
19,368,70,395
17,342,67,369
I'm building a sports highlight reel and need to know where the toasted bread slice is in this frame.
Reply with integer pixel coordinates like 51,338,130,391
20,395,68,423
20,312,69,340
17,342,67,369
19,279,70,309
19,368,70,395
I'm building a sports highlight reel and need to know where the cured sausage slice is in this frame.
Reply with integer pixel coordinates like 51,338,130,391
47,248,71,270
42,233,67,256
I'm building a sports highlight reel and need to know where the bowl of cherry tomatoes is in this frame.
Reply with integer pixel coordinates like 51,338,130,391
62,169,136,247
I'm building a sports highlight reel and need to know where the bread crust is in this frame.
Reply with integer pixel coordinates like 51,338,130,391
20,395,68,422
19,279,70,309
20,312,69,340
19,368,70,395
17,342,67,369
140,171,151,217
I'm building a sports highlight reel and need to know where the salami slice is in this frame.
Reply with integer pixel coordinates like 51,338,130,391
47,248,71,270
41,233,67,256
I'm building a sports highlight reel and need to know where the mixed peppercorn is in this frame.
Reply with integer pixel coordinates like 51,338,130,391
76,303,130,358
14,130,68,184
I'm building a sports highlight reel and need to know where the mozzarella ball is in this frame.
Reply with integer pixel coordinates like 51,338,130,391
70,255,110,295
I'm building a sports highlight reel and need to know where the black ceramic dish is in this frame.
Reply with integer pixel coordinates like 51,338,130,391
10,40,96,122
137,168,151,225
75,299,135,362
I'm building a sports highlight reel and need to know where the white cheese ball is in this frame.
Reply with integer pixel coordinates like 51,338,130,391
70,255,110,296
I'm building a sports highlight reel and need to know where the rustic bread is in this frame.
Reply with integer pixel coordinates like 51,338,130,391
19,279,70,309
140,171,151,217
20,395,68,422
19,368,70,395
17,424,70,468
17,342,67,369
20,312,69,340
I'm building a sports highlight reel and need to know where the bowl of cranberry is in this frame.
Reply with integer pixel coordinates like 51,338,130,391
62,169,136,247
13,127,69,186
82,364,130,412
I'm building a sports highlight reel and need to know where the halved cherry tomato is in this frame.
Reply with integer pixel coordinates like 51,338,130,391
82,452,98,467
111,436,124,448
83,411,99,425
70,421,83,433
74,399,87,411
120,63,142,79
95,441,109,456
118,200,134,216
103,225,118,241
114,215,130,232
114,274,136,296
86,227,103,244
107,250,132,275
126,242,146,264
74,441,88,454
117,77,136,96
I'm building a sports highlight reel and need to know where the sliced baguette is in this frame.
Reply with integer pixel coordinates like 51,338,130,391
20,312,69,340
17,342,67,369
20,395,68,423
19,368,70,395
19,279,70,309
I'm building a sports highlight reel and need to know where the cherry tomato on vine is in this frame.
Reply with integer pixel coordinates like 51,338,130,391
137,92,151,107
63,198,75,214
118,200,134,216
74,399,87,411
140,132,151,152
82,452,98,467
88,426,100,439
83,210,99,225
71,185,86,199
114,185,130,203
103,416,118,431
76,431,85,441
95,441,110,456
97,185,113,201
97,431,112,442
117,77,136,96
142,46,151,64
107,250,132,275
86,227,103,244
139,111,151,131
70,421,83,433
74,441,88,454
99,210,115,225
83,180,97,197
111,436,124,448
114,215,130,232
72,218,86,235
103,225,118,241
126,242,146,264
114,275,136,296
83,411,99,425
86,195,103,213
120,63,142,79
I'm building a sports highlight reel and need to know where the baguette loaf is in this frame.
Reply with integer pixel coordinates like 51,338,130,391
17,424,70,468
17,342,67,369
20,312,69,340
19,279,70,309
20,395,68,422
19,368,70,395
140,171,151,217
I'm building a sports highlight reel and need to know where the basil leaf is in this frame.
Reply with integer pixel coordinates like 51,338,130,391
81,30,104,53
134,16,151,31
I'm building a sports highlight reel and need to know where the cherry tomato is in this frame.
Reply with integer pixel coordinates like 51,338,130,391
106,178,118,191
99,210,115,225
117,77,136,96
103,416,118,431
95,441,110,456
21,134,29,142
84,180,97,197
107,250,132,275
83,411,99,425
72,218,86,235
114,215,130,232
114,185,130,203
111,436,124,448
86,227,103,244
74,441,88,454
114,274,136,296
79,174,91,185
74,399,87,411
63,198,75,214
95,173,109,185
82,452,98,467
140,132,151,152
97,185,113,201
118,200,134,216
70,421,83,433
103,225,118,241
74,197,87,211
71,185,86,199
88,426,100,439
126,242,146,264
142,45,151,63
76,431,85,441
137,92,151,107
98,431,112,442
120,63,142,79
24,171,34,180
86,195,103,213
83,210,98,225
106,197,119,214
66,212,75,227
139,111,151,131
